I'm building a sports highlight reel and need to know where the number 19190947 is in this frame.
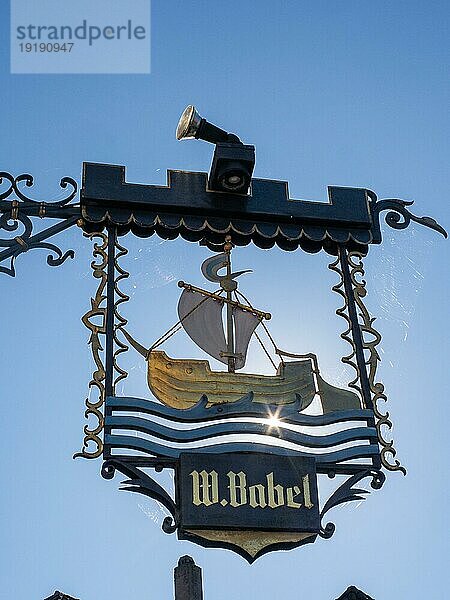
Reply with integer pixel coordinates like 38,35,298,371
19,42,74,52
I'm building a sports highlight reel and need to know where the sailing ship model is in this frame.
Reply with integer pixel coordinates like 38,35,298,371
127,243,360,414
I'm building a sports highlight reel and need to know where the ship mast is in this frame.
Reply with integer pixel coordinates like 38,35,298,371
224,237,235,373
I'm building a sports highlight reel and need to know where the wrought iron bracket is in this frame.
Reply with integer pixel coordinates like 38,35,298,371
0,172,80,276
319,469,386,539
369,191,447,241
101,458,179,534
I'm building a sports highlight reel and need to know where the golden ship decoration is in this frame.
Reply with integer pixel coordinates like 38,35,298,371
125,242,361,415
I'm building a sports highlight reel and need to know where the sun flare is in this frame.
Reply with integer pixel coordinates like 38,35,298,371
266,410,282,430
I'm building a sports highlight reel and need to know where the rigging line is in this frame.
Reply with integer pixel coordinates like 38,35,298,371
254,328,278,372
149,288,224,352
232,291,278,372
150,322,184,352
151,324,183,350
235,289,285,367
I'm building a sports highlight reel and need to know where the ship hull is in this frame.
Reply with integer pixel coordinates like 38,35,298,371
148,350,315,409
147,350,360,412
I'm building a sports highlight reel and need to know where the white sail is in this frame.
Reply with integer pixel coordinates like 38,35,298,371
233,307,261,369
178,289,228,366
178,288,261,369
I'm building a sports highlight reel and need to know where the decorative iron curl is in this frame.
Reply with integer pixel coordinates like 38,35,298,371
0,172,78,276
0,210,33,273
0,210,32,238
0,209,76,276
369,192,447,239
328,255,363,401
101,459,179,534
112,237,130,393
74,232,108,459
0,172,15,200
0,171,78,205
347,251,406,475
319,469,385,539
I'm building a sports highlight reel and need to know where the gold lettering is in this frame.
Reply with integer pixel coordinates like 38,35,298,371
302,475,313,509
266,472,284,508
249,484,267,508
190,470,219,506
286,485,302,508
190,468,314,511
227,471,247,507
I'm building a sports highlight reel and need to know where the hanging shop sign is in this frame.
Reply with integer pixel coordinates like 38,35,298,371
74,152,446,561
1,109,446,563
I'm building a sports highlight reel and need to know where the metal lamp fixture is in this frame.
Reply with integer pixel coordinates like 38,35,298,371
176,105,255,195
176,105,241,144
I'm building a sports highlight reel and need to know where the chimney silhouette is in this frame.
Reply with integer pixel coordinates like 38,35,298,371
174,555,203,600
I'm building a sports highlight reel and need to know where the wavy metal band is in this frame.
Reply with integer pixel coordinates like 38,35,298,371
106,394,374,424
106,415,376,447
105,434,380,463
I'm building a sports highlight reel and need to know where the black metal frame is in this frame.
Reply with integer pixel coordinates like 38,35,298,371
1,163,446,562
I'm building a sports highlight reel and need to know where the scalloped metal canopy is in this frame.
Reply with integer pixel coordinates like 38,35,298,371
80,162,446,253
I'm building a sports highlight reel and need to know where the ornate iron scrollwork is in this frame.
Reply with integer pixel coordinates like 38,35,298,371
0,172,79,276
370,191,447,240
329,255,363,403
75,229,131,459
0,172,77,205
74,233,108,459
346,251,406,474
101,459,179,534
330,248,406,475
319,469,385,539
112,236,129,392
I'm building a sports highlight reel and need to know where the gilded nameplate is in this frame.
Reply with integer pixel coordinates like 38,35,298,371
178,452,319,533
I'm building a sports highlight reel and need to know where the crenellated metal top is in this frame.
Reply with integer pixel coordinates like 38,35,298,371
0,165,446,277
79,162,446,253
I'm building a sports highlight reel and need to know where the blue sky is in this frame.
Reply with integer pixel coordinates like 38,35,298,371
1,1,449,599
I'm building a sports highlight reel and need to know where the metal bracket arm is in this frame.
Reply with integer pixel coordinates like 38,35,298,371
0,172,80,276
